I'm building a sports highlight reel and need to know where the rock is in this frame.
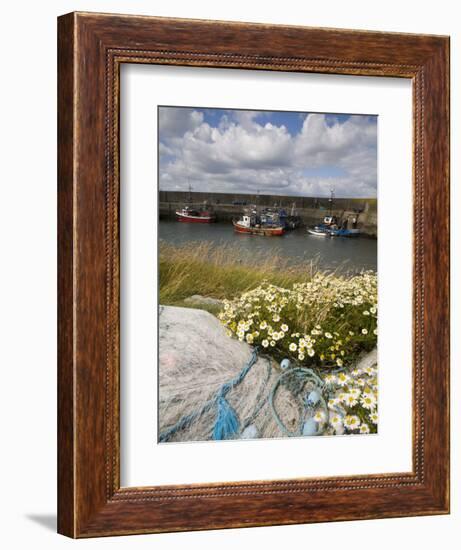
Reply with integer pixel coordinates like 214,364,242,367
183,295,223,308
355,347,378,370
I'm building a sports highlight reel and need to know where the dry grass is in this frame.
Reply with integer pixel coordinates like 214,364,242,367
159,241,321,305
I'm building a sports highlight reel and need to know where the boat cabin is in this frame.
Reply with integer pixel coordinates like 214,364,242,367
323,215,338,226
240,215,252,228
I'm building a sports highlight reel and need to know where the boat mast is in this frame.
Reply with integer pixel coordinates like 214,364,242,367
328,188,335,216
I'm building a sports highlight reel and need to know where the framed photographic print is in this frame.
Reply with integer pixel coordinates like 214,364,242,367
58,12,450,537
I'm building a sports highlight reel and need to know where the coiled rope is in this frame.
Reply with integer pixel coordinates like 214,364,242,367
269,367,329,437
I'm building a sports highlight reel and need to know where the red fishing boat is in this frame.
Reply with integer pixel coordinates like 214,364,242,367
233,212,285,236
175,205,216,223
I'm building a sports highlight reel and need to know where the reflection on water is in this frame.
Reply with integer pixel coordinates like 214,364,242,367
159,220,377,273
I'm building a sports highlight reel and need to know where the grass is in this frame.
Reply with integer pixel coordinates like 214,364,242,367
159,241,323,307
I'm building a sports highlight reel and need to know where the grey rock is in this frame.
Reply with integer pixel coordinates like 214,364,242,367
355,347,378,370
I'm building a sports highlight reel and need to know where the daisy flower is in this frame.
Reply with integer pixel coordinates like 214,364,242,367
324,374,337,385
344,393,358,407
344,415,361,430
369,411,379,424
337,372,351,387
314,411,326,422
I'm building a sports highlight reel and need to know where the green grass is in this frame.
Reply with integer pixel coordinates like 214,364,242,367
159,241,322,307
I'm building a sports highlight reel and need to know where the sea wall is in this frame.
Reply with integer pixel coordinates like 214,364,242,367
159,191,377,237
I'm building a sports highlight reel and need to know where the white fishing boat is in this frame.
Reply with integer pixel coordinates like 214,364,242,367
307,215,339,236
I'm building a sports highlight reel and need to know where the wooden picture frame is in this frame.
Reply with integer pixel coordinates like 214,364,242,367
57,12,450,538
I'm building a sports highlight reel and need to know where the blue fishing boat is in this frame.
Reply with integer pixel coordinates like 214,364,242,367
329,227,360,238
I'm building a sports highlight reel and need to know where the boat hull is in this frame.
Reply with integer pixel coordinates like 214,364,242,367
307,228,329,236
233,221,284,236
176,212,215,223
329,229,361,237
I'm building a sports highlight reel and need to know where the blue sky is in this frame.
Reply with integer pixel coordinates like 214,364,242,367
158,106,377,198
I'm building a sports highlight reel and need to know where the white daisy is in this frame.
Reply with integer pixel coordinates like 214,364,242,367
360,395,376,412
337,372,351,387
314,411,326,422
369,411,379,424
344,415,361,430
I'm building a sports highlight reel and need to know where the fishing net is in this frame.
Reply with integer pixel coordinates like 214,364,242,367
158,305,304,442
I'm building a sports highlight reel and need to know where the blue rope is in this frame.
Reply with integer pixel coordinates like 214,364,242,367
159,347,259,443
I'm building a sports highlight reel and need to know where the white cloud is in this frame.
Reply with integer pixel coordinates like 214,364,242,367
159,108,377,198
158,108,204,138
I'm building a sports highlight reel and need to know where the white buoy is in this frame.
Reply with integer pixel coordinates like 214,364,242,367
307,390,321,406
280,358,291,370
241,424,259,439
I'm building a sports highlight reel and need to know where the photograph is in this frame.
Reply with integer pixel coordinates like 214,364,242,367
158,105,378,443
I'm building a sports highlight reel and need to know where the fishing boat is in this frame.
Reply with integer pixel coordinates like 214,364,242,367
307,215,339,236
329,227,360,238
307,189,339,236
285,202,301,229
175,205,216,223
233,208,284,236
175,182,216,223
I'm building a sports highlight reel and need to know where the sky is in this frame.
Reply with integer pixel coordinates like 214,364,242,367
158,106,377,198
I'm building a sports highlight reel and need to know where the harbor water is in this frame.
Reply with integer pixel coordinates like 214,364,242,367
159,220,377,272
